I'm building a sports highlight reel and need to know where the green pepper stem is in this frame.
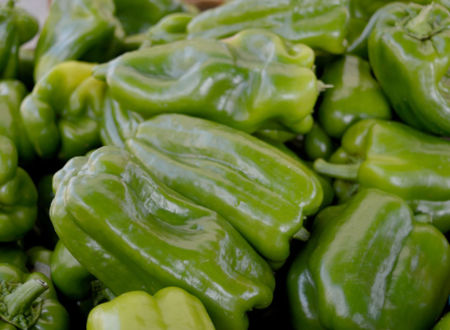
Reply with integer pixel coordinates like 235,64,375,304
293,227,310,241
4,279,48,317
405,4,434,39
313,159,360,181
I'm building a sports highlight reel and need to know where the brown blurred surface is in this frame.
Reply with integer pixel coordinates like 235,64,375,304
183,0,224,10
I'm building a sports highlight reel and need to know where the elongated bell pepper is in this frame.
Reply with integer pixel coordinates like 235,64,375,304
0,263,69,329
0,0,38,79
368,3,450,135
288,189,450,330
51,241,94,300
21,62,107,159
120,114,323,265
50,146,275,330
313,119,450,232
87,288,214,330
186,0,350,54
318,55,391,138
0,80,34,161
0,135,37,242
94,29,319,135
34,0,124,81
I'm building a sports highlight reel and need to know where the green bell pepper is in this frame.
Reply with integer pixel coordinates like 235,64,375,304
120,114,323,265
0,245,26,273
21,61,107,160
0,80,34,161
34,0,124,81
0,0,38,79
94,29,319,134
50,241,93,300
368,3,450,136
288,188,450,330
435,313,450,330
87,288,214,330
302,123,334,160
313,119,450,232
317,55,391,138
0,135,37,242
0,263,69,329
50,146,275,330
26,247,52,280
186,0,350,54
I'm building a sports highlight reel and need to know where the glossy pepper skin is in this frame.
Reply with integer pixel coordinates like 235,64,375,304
50,241,93,300
313,119,450,232
34,0,124,82
368,3,450,136
186,0,350,54
119,114,323,265
0,80,34,161
21,62,107,160
288,189,450,330
87,288,215,330
94,29,319,135
434,313,450,329
317,55,391,138
50,146,275,330
0,263,69,329
303,123,334,160
0,0,38,79
0,135,37,242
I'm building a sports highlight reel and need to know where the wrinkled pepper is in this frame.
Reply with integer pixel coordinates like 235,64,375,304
94,29,319,135
186,0,350,54
288,189,450,330
50,241,94,300
21,62,107,159
314,119,450,232
368,2,450,135
119,114,323,265
317,55,391,138
50,146,275,330
0,262,69,329
87,288,215,330
0,135,37,242
0,80,34,161
0,0,38,79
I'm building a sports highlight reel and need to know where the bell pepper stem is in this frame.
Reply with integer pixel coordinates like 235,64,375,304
4,279,48,317
293,227,310,241
313,159,360,180
405,5,433,39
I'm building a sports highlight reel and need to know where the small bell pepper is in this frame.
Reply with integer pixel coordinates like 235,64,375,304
94,29,319,135
87,288,215,330
0,0,38,79
50,241,93,300
0,263,69,329
302,123,334,160
121,114,323,265
288,189,450,330
317,55,391,138
21,61,107,160
435,313,450,330
0,135,37,242
368,3,450,135
50,146,275,330
26,247,52,280
0,245,27,273
313,119,450,232
186,0,350,54
0,80,34,161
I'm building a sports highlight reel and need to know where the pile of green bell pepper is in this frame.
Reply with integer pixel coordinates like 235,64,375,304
0,0,449,328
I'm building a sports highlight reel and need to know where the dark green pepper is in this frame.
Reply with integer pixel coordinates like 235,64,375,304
288,189,450,329
0,0,38,79
317,55,391,138
0,263,69,329
0,135,37,242
303,123,334,160
0,245,26,273
435,313,450,329
50,146,275,330
21,62,107,160
120,114,323,265
50,241,93,300
0,80,34,161
368,3,450,135
186,0,350,54
94,29,319,135
314,119,450,232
